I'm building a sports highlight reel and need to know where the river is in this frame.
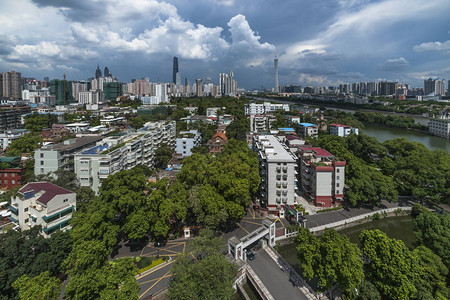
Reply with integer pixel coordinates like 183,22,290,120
362,125,450,153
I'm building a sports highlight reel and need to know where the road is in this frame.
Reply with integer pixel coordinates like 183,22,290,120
248,249,308,300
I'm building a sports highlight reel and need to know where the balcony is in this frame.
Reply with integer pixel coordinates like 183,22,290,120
8,215,17,223
8,205,18,215
42,206,74,223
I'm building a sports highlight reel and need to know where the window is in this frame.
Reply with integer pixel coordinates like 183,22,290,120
24,218,29,223
63,199,68,203
40,168,44,173
40,161,44,165
12,180,15,184
337,168,340,173
336,190,340,194
24,207,28,212
3,180,7,184
337,183,340,187
12,173,15,177
40,153,44,158
337,176,340,180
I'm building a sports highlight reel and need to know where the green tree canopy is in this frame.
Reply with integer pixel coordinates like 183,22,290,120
12,271,61,300
6,133,43,156
296,227,364,297
359,230,418,299
168,230,237,300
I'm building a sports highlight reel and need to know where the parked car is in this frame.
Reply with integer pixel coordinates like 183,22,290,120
246,249,255,261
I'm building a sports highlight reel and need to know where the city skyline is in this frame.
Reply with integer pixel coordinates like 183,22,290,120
0,0,449,89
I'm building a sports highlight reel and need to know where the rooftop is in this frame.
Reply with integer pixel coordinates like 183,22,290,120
19,182,74,205
300,147,333,157
330,123,351,127
258,135,295,162
299,123,318,127
41,136,103,152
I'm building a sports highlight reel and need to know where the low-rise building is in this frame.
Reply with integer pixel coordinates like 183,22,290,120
429,115,450,138
254,135,297,215
298,123,319,138
207,131,228,154
250,114,276,132
329,124,359,137
0,157,25,190
65,122,91,133
298,147,346,208
175,130,201,157
244,102,290,115
8,182,76,237
0,129,28,150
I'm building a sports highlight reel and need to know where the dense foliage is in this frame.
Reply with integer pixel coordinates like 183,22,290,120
168,230,237,300
6,133,43,156
413,208,450,270
295,228,364,298
0,228,71,300
314,133,449,205
12,271,61,300
24,113,58,132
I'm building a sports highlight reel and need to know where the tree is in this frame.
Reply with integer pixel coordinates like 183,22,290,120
36,169,79,192
154,144,174,169
24,113,57,132
412,246,448,299
296,228,364,297
12,271,61,300
357,281,381,300
359,230,418,299
6,133,43,156
413,209,450,269
168,230,237,300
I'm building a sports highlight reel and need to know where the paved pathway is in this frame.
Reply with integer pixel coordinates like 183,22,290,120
248,249,308,300
305,199,413,228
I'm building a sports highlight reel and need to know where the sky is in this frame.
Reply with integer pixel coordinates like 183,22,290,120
0,0,449,89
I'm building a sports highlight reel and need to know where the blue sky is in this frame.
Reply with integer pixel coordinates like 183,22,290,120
0,0,449,89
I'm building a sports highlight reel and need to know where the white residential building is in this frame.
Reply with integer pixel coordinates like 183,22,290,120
0,129,28,150
175,130,201,157
254,135,297,215
298,123,319,138
8,182,76,238
74,121,176,193
329,124,359,137
429,115,450,138
34,136,103,176
244,102,290,115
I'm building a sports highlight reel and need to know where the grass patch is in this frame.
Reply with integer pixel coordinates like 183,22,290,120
135,257,168,275
317,205,343,213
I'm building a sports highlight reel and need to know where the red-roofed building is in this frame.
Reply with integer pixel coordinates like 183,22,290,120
298,147,346,208
9,182,76,237
207,132,228,154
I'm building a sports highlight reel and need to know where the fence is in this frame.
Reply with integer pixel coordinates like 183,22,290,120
275,206,412,240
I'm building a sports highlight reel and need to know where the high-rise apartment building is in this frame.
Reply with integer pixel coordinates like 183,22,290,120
219,71,237,96
274,56,279,93
2,71,22,100
195,79,203,96
95,65,102,79
173,57,179,84
424,78,445,96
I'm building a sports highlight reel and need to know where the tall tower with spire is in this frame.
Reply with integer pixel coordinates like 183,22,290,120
274,55,279,93
95,65,102,79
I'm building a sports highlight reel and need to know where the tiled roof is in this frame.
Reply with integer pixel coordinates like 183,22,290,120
210,131,227,141
301,147,333,157
19,182,74,205
330,124,350,127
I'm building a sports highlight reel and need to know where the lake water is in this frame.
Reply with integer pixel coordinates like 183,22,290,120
362,125,450,153
278,215,416,269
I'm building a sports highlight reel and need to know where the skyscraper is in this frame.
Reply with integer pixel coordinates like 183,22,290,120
2,71,21,99
424,78,445,96
173,57,179,84
95,65,102,79
104,67,110,77
195,79,203,97
274,55,279,93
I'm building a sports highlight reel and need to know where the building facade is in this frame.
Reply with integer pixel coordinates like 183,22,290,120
175,130,201,157
207,131,228,154
329,124,359,137
244,102,289,115
1,71,21,100
34,136,103,176
298,147,346,208
298,123,319,138
254,135,297,214
8,182,76,238
429,115,450,138
74,121,176,193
